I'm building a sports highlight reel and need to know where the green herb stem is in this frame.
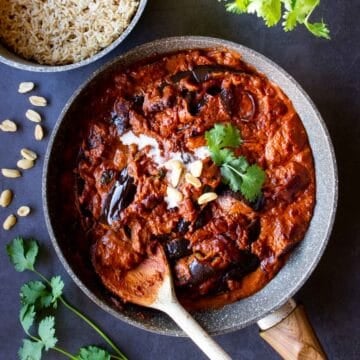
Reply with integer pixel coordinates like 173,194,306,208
223,163,244,179
33,269,50,284
110,355,126,360
52,346,78,360
59,297,127,360
27,334,77,360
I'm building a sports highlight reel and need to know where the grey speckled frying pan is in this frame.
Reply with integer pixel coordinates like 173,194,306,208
43,36,338,357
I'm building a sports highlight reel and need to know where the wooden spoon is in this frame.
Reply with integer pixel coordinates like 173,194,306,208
116,243,231,360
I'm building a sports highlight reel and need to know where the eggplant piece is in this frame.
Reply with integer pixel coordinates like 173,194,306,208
132,94,144,111
79,203,92,218
111,110,129,136
193,204,212,230
145,85,176,113
185,91,207,116
192,65,248,83
171,65,250,85
100,169,115,185
76,175,85,196
86,129,103,149
220,85,236,115
250,194,265,212
176,218,191,234
223,251,260,282
170,70,192,83
206,85,222,96
103,168,136,224
165,238,191,260
216,186,265,212
248,218,261,244
189,259,215,285
124,225,132,238
191,65,217,83
240,92,256,121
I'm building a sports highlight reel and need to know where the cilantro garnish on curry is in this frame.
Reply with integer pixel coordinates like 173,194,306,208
205,123,266,201
74,48,315,310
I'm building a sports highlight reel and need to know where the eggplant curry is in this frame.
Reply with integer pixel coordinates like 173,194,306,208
75,49,315,310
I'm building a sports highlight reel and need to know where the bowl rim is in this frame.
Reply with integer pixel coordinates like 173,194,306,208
0,0,147,72
42,36,338,336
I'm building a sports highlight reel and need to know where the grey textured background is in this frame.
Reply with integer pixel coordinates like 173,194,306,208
0,0,359,359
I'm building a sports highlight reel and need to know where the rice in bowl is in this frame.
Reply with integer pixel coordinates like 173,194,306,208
0,0,139,66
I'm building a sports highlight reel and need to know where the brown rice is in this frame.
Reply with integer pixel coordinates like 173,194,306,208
0,0,139,65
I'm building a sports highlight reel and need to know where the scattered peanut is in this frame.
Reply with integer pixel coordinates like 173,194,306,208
0,119,17,132
1,168,21,178
17,159,34,170
26,109,42,123
197,192,218,205
29,95,47,107
18,82,35,94
34,124,44,140
189,160,203,178
17,206,31,217
0,189,13,207
166,186,183,203
185,173,202,188
20,148,37,161
3,214,17,231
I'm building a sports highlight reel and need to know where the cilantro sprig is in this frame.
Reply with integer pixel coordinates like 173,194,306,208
222,0,330,39
7,237,128,360
205,123,266,201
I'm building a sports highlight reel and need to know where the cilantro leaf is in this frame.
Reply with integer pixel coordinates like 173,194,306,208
38,316,57,350
226,0,250,13
19,304,36,334
20,277,64,311
228,156,249,173
239,164,266,201
223,0,330,39
248,0,282,27
50,276,64,307
6,237,39,272
20,281,52,309
205,123,242,151
77,346,111,360
305,20,330,39
221,164,242,192
283,9,298,31
211,148,235,166
222,162,266,201
18,339,43,360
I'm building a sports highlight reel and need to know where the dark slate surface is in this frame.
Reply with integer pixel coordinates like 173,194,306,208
0,1,359,359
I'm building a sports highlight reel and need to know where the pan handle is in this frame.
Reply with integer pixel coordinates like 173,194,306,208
257,299,327,359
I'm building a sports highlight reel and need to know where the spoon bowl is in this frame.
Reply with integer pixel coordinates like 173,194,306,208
106,243,231,360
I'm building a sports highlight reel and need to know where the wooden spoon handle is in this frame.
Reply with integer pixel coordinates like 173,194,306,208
162,301,231,360
259,302,327,360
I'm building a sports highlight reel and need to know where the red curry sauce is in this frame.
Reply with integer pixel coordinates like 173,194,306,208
76,48,315,310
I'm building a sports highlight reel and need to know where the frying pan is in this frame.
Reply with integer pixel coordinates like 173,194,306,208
43,36,338,358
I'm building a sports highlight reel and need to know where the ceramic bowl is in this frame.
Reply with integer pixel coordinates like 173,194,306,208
0,0,147,72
